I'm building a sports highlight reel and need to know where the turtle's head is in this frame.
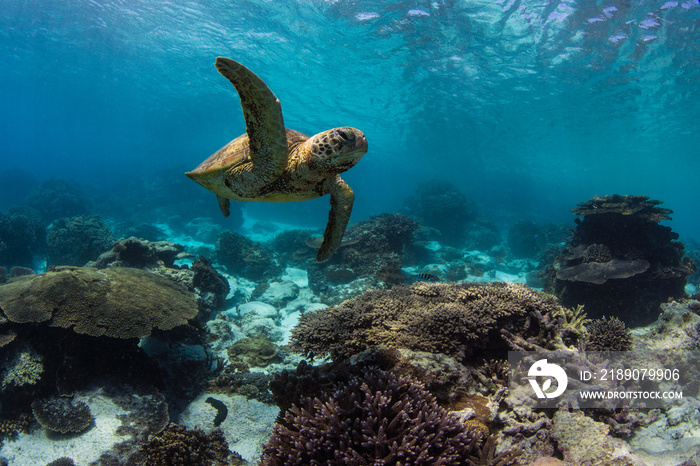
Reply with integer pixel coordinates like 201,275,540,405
306,127,367,175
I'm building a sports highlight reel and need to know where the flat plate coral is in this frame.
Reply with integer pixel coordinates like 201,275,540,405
0,267,198,338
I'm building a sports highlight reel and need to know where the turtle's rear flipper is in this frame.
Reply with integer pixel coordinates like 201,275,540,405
217,195,231,217
317,175,354,262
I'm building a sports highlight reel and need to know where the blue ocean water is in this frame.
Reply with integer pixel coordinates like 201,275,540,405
1,0,699,239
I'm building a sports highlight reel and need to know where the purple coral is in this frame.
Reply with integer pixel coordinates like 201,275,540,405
260,368,488,465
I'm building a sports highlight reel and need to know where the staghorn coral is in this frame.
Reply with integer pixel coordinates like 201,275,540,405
291,281,564,361
46,215,115,266
260,368,512,466
0,266,198,338
585,316,633,351
31,396,94,434
216,231,281,280
142,423,238,466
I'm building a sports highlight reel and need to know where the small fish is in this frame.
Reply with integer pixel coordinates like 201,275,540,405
407,273,440,282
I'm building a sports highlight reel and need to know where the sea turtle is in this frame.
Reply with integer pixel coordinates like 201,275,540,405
186,57,368,262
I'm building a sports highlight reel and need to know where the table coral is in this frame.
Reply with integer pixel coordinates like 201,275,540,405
291,281,564,361
0,267,198,338
31,396,94,434
551,194,695,325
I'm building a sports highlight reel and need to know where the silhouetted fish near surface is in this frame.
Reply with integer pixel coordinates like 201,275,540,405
404,272,440,283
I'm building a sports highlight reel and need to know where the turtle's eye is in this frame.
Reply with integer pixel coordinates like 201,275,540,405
336,129,355,143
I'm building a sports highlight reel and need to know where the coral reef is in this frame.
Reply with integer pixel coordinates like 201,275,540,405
585,316,633,351
0,207,45,268
24,178,91,224
192,256,230,311
308,213,419,301
93,236,192,269
215,231,281,280
402,180,477,246
269,229,315,266
46,215,115,266
31,396,94,434
550,195,696,326
508,221,568,259
0,344,44,391
46,458,75,466
0,267,198,338
0,415,31,438
226,334,280,368
210,368,274,403
291,281,565,362
143,423,239,466
261,368,514,465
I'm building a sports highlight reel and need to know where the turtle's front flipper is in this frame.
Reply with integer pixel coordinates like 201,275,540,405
317,175,354,262
215,57,288,186
217,195,231,217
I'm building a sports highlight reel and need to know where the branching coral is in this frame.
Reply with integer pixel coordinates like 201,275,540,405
1,344,44,391
261,368,512,465
291,281,564,361
585,317,633,351
142,423,237,466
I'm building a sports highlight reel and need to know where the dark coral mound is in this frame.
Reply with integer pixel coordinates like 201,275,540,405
142,423,237,466
403,180,477,246
94,236,191,269
0,207,45,268
215,231,281,280
508,220,569,259
291,281,563,361
192,256,230,310
46,215,115,266
551,195,696,326
31,396,94,434
309,213,420,295
24,179,91,224
261,368,503,466
585,316,633,351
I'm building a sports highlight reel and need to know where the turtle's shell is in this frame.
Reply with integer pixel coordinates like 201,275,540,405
186,128,315,202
